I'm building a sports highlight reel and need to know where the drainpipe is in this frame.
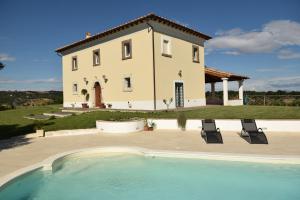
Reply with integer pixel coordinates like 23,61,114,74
146,22,157,110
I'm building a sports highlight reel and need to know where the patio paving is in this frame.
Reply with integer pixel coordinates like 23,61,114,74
0,130,300,178
23,114,50,120
43,112,73,118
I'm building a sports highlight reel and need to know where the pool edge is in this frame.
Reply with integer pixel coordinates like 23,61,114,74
1,146,300,188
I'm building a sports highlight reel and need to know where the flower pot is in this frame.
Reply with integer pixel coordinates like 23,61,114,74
82,103,89,108
144,126,153,131
148,127,154,131
99,103,106,108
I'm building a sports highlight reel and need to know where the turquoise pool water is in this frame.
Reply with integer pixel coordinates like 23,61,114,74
1,154,300,200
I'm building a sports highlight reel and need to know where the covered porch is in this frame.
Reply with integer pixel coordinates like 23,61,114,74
205,67,249,106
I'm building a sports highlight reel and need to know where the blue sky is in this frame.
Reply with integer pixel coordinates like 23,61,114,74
0,0,300,91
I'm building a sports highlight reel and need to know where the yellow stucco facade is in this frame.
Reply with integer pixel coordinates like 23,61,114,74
153,30,206,109
58,17,209,110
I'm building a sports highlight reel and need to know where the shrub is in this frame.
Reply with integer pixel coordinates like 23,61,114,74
49,116,56,120
81,89,89,102
85,93,90,101
34,120,45,130
177,113,187,131
163,98,173,110
81,89,87,95
148,121,156,128
0,104,12,111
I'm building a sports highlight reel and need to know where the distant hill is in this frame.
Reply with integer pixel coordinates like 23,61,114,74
0,91,63,108
206,90,300,98
206,90,300,106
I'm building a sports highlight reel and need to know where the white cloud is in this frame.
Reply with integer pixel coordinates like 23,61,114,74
245,76,300,91
223,51,240,55
264,20,300,46
0,53,15,62
277,49,300,59
0,78,61,84
207,31,279,53
205,76,300,91
207,20,300,55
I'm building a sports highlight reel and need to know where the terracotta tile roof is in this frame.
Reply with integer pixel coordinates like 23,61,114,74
205,66,249,83
56,13,212,53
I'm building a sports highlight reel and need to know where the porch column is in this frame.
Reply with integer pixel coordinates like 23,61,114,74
222,78,229,106
211,82,215,97
238,79,244,101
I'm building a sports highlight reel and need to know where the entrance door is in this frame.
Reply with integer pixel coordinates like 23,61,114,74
175,82,184,107
94,82,101,107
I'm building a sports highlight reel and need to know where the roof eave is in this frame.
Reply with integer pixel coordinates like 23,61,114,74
55,13,212,53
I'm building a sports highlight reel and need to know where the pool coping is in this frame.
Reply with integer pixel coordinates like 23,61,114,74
1,146,300,188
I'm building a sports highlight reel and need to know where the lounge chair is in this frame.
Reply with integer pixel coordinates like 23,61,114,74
240,119,268,144
201,119,223,143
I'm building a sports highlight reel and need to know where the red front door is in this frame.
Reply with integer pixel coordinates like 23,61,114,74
94,83,101,107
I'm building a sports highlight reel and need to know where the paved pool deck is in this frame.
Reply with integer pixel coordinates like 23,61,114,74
0,130,300,178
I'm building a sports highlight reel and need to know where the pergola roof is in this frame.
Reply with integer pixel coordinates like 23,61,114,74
205,66,249,83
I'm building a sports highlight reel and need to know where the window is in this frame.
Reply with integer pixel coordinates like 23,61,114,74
72,56,78,71
93,49,100,66
123,76,132,92
72,83,78,94
125,77,131,88
163,40,169,53
122,39,132,60
192,45,199,63
161,36,172,57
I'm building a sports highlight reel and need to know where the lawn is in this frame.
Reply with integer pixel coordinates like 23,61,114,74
1,104,300,139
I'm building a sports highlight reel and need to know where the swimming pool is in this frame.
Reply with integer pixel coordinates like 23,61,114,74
1,153,300,200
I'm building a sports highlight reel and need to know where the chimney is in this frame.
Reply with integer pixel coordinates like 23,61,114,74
85,32,91,39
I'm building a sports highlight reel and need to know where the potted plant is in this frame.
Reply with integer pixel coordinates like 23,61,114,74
144,119,156,131
81,89,90,108
144,119,149,131
163,98,173,110
177,113,187,131
100,103,106,108
34,120,45,137
148,121,156,131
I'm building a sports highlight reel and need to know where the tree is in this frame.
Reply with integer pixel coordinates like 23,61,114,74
0,62,4,70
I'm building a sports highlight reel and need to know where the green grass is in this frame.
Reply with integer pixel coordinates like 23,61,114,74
1,104,300,139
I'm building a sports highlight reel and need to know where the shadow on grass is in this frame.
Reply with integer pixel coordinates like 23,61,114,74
0,122,54,150
0,124,33,150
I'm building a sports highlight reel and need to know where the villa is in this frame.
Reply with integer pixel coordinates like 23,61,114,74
56,13,248,110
